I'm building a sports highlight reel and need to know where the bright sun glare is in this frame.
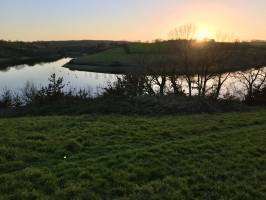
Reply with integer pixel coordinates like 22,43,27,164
195,31,211,41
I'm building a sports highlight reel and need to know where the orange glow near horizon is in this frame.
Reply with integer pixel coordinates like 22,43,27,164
195,30,212,41
0,1,266,41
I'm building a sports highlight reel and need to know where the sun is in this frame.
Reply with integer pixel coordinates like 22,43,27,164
195,31,211,41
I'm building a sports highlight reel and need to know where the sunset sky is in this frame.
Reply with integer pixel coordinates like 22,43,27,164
0,0,265,41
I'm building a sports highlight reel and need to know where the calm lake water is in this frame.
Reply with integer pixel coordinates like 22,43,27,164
0,58,264,98
0,58,118,95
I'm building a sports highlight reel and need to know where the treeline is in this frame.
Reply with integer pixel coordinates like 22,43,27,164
120,25,266,100
125,25,266,75
0,69,265,117
104,68,266,104
126,40,266,74
122,39,266,101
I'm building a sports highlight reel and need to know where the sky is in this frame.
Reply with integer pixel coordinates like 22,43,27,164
0,0,265,41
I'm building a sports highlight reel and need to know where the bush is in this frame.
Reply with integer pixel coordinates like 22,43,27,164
0,89,13,108
245,85,266,106
34,73,65,103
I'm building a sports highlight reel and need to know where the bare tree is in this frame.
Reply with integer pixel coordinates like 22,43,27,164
237,68,266,101
144,54,169,96
209,33,240,99
194,42,216,97
169,24,197,41
212,73,231,99
215,31,237,43
169,24,197,96
168,72,184,95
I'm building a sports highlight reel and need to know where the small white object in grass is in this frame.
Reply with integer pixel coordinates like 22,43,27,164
64,155,67,159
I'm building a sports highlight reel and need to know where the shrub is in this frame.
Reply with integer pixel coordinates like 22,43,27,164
0,89,13,108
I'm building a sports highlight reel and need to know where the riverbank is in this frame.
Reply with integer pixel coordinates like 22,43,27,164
0,56,62,69
0,40,124,70
64,63,136,74
1,110,266,199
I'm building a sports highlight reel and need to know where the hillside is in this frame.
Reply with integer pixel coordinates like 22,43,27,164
0,40,125,69
66,41,266,74
1,110,266,199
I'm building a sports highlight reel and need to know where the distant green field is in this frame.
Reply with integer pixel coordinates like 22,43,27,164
128,42,170,53
66,41,266,74
70,47,134,67
73,43,167,66
67,45,171,73
1,110,266,199
66,44,178,73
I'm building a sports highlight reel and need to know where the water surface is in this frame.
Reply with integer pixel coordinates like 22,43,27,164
0,58,118,95
0,58,264,99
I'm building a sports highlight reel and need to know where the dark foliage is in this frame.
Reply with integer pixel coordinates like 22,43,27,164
246,86,266,105
1,71,265,117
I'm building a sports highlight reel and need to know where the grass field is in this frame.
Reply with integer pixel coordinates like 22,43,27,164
70,48,134,67
66,41,266,74
66,48,139,73
1,110,266,199
66,45,170,73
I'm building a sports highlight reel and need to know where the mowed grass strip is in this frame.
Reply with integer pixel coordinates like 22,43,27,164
0,110,266,199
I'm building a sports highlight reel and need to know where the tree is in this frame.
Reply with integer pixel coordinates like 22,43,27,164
212,73,231,99
168,72,185,95
168,24,197,97
237,68,266,102
36,73,65,103
209,32,239,99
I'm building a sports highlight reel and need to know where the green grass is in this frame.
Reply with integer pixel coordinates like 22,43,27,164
67,46,166,73
128,42,169,54
67,47,145,73
1,110,266,199
72,43,167,67
67,45,175,73
69,42,172,66
72,48,133,67
66,41,266,74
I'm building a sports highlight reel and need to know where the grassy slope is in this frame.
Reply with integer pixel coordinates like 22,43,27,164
70,48,132,66
0,110,266,199
66,42,266,74
66,48,138,73
67,44,168,73
70,43,166,66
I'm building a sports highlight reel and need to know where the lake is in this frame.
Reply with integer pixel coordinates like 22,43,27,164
0,58,264,98
0,58,118,95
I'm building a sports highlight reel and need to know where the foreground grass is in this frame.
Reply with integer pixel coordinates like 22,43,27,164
0,110,266,199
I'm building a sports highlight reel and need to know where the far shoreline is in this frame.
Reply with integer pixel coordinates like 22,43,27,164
63,63,138,74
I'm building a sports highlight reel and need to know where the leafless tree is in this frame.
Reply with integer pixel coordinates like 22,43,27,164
212,73,231,99
237,68,266,100
144,54,169,96
194,42,216,97
209,33,240,99
169,24,197,96
169,24,197,41
168,71,184,95
215,31,238,43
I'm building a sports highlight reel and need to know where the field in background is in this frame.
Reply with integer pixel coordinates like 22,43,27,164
68,41,266,74
1,110,266,199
